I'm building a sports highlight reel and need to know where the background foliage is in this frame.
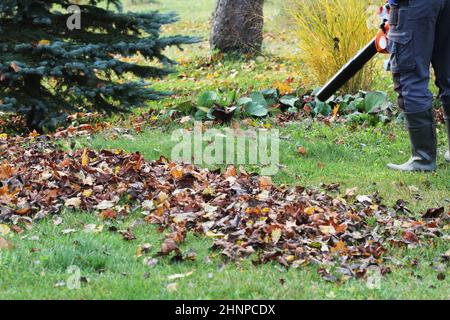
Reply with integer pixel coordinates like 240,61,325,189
0,0,197,131
289,0,378,93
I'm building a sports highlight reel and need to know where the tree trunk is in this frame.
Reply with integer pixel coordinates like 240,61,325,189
210,0,264,54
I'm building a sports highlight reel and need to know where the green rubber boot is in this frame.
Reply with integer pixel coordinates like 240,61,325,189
388,109,437,172
444,105,450,163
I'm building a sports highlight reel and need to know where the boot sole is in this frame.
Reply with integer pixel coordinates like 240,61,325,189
387,163,436,172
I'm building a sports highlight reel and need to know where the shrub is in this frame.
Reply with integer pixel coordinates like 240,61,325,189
0,0,198,131
289,0,377,93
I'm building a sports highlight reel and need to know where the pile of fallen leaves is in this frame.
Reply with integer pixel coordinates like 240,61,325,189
0,135,448,281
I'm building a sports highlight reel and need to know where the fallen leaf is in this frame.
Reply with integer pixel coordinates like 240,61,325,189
345,187,358,197
258,176,273,190
119,229,136,241
62,229,76,235
170,167,184,180
81,148,89,167
144,257,158,267
95,200,115,210
319,225,336,235
271,228,282,244
422,207,444,219
136,243,152,257
65,197,81,208
0,224,10,236
0,164,14,180
84,224,103,233
402,230,419,244
11,225,23,234
331,240,349,255
100,209,116,220
38,39,51,46
167,270,195,281
159,238,179,256
224,165,237,178
0,237,14,250
166,282,178,292
297,147,307,156
53,217,63,226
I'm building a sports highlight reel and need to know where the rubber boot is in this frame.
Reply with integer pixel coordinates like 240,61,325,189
444,105,450,163
388,109,437,172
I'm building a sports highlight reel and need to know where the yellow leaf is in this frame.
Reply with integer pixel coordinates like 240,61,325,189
38,39,51,46
271,228,282,244
0,224,10,236
0,163,14,180
205,231,225,238
81,148,89,167
0,133,8,140
82,189,93,197
331,240,349,255
170,168,184,180
304,206,315,215
29,130,39,139
332,105,340,118
273,82,293,95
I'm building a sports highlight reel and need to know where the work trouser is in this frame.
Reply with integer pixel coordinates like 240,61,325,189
388,0,450,113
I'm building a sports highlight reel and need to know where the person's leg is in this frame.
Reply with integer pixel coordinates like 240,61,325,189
387,0,441,171
431,0,450,163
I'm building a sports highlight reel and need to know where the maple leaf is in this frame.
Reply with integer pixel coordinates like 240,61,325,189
170,167,184,180
0,163,14,180
331,240,349,255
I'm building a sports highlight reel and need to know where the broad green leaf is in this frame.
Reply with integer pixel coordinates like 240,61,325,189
348,97,365,112
197,91,219,108
176,100,195,114
313,101,332,116
249,92,268,107
237,97,252,106
194,109,207,120
245,102,268,117
280,95,299,108
260,88,279,99
364,91,388,113
220,91,237,107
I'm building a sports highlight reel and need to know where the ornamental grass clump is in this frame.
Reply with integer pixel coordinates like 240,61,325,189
289,0,378,93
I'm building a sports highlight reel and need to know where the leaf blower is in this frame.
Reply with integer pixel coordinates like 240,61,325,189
316,3,391,102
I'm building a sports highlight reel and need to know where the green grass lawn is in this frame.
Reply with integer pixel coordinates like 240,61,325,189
1,121,448,300
0,0,449,300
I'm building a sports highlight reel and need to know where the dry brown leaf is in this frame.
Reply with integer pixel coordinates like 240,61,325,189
0,237,13,250
65,197,82,208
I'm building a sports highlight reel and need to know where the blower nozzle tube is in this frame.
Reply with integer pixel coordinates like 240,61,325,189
316,37,378,102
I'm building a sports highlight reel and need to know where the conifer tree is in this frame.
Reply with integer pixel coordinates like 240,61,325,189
0,0,197,130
